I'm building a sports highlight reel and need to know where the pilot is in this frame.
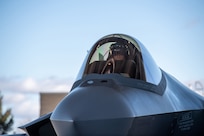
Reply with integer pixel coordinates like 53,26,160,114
109,43,129,61
101,43,131,75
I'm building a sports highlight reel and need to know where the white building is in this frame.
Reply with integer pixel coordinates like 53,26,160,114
184,80,204,96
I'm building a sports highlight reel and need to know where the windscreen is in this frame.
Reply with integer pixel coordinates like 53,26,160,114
85,36,146,80
76,34,162,86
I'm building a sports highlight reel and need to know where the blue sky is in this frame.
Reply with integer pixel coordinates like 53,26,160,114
0,0,204,81
0,0,204,133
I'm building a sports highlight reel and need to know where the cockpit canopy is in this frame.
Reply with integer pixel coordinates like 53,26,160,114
76,34,162,86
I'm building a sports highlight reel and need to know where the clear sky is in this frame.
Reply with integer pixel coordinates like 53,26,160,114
1,0,204,81
0,0,204,133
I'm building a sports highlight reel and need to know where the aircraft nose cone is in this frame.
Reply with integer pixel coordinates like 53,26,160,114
50,79,134,136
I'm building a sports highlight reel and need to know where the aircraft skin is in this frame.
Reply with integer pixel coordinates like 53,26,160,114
4,34,204,136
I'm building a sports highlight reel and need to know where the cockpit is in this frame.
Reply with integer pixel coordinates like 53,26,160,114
86,36,146,80
76,34,162,86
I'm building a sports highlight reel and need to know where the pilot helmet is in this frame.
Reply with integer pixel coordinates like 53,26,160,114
109,43,129,59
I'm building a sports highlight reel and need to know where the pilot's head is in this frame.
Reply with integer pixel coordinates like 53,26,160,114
109,43,129,60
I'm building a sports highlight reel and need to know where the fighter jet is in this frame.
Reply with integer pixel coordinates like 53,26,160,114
5,34,204,136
